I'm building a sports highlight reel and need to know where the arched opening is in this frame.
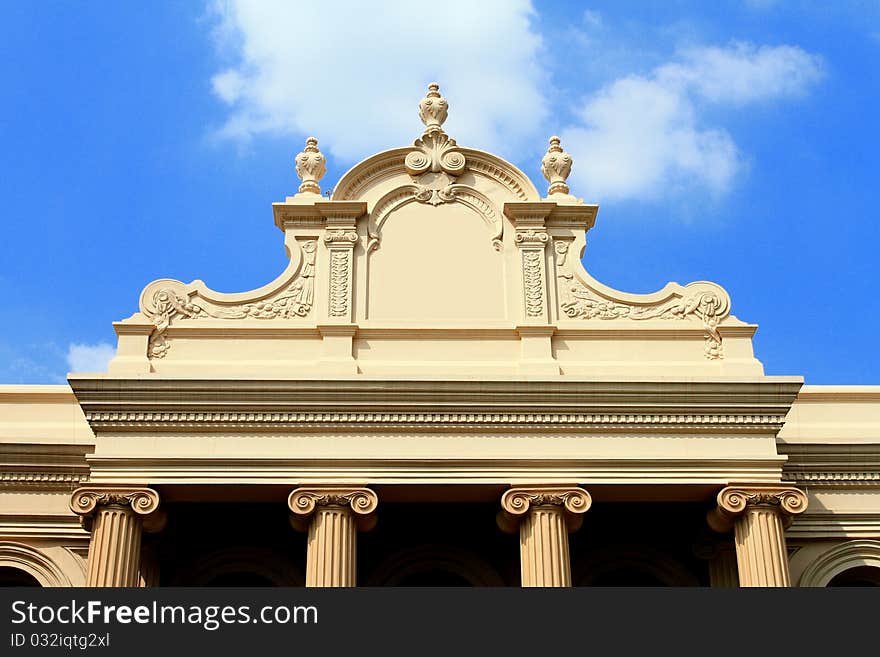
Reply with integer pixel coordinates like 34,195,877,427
588,569,668,587
0,566,41,587
827,566,880,587
203,572,280,587
393,570,474,587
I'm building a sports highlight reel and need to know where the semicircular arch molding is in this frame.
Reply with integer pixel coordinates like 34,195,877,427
364,544,505,587
798,540,880,587
0,542,73,587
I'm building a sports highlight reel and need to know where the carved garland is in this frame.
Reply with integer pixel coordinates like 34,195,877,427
554,242,730,359
141,240,317,358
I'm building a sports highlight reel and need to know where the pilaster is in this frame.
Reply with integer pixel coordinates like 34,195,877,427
288,486,378,587
498,485,591,587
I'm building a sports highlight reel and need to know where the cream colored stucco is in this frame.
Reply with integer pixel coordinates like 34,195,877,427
1,85,878,587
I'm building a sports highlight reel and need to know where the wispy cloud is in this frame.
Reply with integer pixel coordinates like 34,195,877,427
208,0,548,160
562,42,824,202
66,342,115,373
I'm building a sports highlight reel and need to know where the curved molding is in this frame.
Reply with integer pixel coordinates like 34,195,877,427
554,239,732,359
173,546,305,587
575,545,701,586
332,147,539,203
0,542,73,587
798,540,880,587
367,185,503,253
364,544,504,586
138,239,316,358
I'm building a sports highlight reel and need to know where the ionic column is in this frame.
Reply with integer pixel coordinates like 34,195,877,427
288,486,378,587
498,486,591,587
70,486,161,587
707,484,807,587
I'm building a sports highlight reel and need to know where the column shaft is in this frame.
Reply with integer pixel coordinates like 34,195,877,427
86,505,143,587
520,505,571,587
734,507,790,587
306,506,357,587
707,548,739,588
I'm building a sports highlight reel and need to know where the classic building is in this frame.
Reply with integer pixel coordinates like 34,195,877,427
2,85,879,588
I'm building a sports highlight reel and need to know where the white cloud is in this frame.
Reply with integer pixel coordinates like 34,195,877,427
66,343,115,373
563,42,824,202
208,0,548,161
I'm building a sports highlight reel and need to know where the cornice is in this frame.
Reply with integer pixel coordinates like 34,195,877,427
779,443,880,488
68,377,801,434
80,410,790,433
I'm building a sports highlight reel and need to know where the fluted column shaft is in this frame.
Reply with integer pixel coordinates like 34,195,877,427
520,505,572,586
87,505,143,586
289,486,378,588
707,484,807,587
734,506,791,586
306,506,358,587
70,486,160,588
499,486,591,587
708,547,739,588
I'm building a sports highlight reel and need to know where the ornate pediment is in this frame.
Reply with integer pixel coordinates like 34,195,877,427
110,83,759,378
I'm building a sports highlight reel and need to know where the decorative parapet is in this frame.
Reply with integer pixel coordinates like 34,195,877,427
139,239,317,359
554,239,731,359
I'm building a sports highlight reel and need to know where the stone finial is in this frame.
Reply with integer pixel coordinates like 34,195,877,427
418,82,448,134
541,135,573,196
295,136,326,195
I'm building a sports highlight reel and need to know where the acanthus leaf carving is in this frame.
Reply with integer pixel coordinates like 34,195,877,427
554,241,731,360
141,240,317,359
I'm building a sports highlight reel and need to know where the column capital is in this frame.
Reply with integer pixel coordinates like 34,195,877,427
498,485,591,533
288,486,378,531
708,484,807,533
70,485,160,518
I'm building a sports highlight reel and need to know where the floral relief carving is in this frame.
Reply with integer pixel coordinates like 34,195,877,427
141,240,317,359
328,250,351,317
554,242,730,360
522,250,545,317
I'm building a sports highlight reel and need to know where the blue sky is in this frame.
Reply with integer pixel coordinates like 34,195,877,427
0,1,877,384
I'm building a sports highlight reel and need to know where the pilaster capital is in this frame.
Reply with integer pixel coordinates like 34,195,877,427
288,486,378,532
498,485,591,533
707,484,807,533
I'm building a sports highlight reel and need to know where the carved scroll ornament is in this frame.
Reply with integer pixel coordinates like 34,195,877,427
554,241,731,359
140,240,317,358
70,487,160,517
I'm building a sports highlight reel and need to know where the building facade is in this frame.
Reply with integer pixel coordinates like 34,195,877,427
2,85,879,587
